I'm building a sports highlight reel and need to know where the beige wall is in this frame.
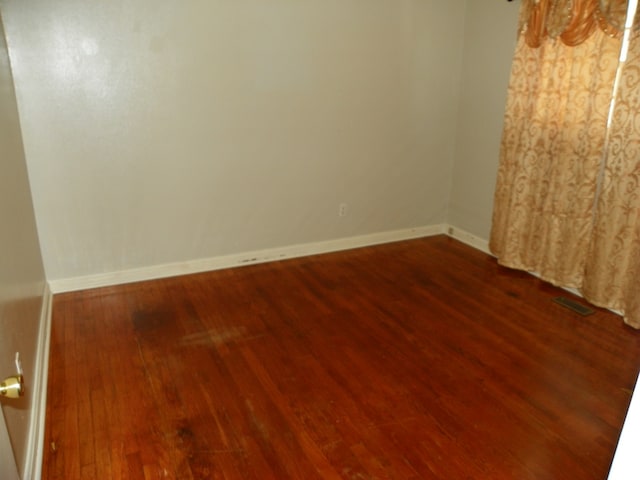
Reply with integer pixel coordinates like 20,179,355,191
1,0,520,283
2,0,467,281
449,1,520,240
0,10,46,477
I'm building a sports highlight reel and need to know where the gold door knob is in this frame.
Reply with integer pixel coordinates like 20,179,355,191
0,374,24,399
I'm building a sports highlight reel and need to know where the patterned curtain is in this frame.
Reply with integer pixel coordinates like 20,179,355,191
583,23,640,328
490,0,640,328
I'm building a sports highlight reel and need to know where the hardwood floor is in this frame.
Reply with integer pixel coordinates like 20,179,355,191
42,236,640,479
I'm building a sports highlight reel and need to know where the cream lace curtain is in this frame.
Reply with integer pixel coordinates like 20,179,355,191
490,0,640,328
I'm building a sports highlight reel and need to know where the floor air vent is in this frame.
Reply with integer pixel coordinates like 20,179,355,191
553,296,595,316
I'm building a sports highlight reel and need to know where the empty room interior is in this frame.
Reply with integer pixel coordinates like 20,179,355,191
2,0,640,479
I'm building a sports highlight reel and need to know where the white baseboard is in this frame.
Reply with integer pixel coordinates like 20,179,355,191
445,225,492,255
22,283,52,480
49,225,447,293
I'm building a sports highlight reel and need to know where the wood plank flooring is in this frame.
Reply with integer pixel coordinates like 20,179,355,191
42,236,640,479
